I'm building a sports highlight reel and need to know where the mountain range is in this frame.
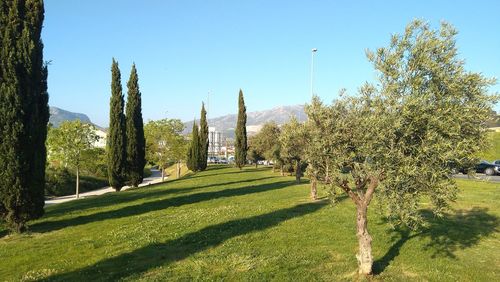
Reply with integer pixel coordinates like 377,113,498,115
49,107,103,130
49,104,307,137
183,104,306,138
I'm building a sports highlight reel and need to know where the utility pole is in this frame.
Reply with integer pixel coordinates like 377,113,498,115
311,48,318,98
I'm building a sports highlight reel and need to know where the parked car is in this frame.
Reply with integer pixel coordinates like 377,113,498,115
219,158,228,164
207,157,219,164
465,160,500,176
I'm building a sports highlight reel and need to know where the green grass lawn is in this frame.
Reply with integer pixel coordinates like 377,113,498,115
1,165,499,281
479,131,500,161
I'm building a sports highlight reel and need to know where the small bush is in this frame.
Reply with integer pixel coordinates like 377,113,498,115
45,166,108,197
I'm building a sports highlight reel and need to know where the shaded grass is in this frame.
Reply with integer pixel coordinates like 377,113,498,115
0,166,499,281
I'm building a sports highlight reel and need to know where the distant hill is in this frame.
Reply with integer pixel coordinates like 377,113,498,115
49,106,103,130
184,105,306,138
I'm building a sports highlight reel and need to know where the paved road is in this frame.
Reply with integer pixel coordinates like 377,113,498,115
45,169,165,206
453,173,500,183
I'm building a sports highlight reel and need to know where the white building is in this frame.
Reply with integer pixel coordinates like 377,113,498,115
208,127,223,157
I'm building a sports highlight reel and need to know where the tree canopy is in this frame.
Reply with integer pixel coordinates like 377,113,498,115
47,120,99,198
305,20,498,275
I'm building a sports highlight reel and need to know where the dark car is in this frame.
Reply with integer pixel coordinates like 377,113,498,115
469,160,500,176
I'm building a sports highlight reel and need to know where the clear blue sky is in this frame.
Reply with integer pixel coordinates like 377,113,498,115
43,0,500,127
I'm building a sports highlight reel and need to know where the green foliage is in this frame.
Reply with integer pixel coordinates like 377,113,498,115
304,20,498,274
198,103,209,171
47,120,99,171
144,119,186,170
107,59,127,191
279,116,307,182
80,148,108,178
235,89,248,169
247,147,263,167
249,122,281,161
125,64,146,187
0,0,49,232
45,167,107,197
187,122,201,172
47,120,100,198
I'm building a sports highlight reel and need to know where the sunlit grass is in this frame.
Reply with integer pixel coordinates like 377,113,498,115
0,165,498,281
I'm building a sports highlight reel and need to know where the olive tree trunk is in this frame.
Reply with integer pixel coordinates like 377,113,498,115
295,160,301,183
356,202,372,274
176,161,181,179
310,177,317,200
161,166,165,182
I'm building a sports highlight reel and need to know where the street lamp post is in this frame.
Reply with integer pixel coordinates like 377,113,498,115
310,48,317,98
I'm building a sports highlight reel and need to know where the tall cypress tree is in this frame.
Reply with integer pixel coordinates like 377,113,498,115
198,103,209,171
235,89,248,169
187,121,200,172
125,63,145,187
0,0,49,232
107,59,127,191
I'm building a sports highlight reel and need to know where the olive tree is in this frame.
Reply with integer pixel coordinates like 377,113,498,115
308,20,497,275
279,116,307,183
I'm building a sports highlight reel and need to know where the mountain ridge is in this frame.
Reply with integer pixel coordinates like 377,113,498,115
183,104,306,138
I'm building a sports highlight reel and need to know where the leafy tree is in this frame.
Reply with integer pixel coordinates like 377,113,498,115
279,116,307,183
235,89,248,169
0,0,49,232
247,146,263,168
47,120,99,199
308,21,498,275
187,121,201,172
198,103,209,170
125,63,146,187
304,96,338,200
250,122,281,162
144,119,186,181
107,59,127,191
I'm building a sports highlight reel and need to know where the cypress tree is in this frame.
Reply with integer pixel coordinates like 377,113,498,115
0,0,49,232
198,103,209,171
234,89,248,169
125,64,145,187
107,59,127,191
187,121,200,172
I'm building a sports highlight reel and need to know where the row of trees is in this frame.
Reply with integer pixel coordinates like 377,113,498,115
249,21,498,275
108,60,146,191
0,0,49,232
186,89,249,172
187,103,209,172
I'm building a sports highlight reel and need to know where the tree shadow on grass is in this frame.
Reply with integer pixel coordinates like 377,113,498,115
43,200,328,281
373,207,499,274
31,180,299,234
43,176,277,219
186,167,272,179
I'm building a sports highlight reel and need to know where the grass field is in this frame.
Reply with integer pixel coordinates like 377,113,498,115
479,131,500,161
1,165,499,281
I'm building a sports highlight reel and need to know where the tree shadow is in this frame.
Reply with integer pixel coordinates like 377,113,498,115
43,176,277,218
373,207,499,274
31,180,299,234
43,201,328,281
186,167,271,179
